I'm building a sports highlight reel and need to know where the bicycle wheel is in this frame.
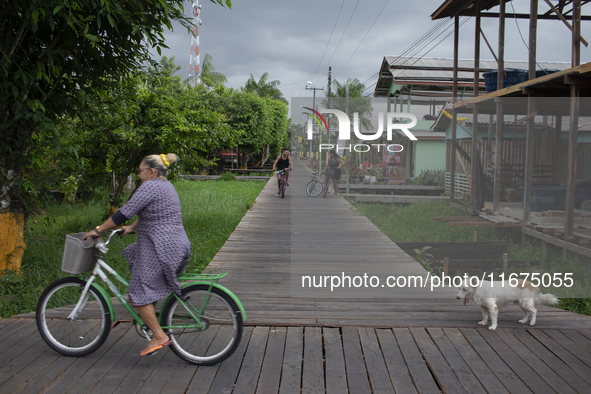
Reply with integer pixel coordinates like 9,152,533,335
322,176,330,198
36,277,111,357
281,175,286,198
162,284,243,365
306,180,323,197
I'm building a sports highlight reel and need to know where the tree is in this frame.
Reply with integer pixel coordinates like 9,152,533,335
327,78,373,130
0,0,231,212
242,72,288,104
67,57,235,206
200,54,227,89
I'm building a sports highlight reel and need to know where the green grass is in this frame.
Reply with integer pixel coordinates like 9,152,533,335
350,200,591,316
0,179,264,318
350,201,497,242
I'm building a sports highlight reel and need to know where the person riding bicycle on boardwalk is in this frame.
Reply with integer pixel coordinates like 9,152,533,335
272,148,293,197
327,149,344,197
85,153,191,357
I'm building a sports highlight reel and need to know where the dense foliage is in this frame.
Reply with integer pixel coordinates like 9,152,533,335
0,0,231,212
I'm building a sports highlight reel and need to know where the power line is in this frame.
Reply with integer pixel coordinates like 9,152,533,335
310,0,346,83
317,0,360,83
335,0,390,78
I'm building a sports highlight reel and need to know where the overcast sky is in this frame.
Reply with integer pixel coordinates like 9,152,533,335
154,0,591,105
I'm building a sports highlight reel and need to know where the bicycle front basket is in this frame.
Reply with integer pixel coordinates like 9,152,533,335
61,232,99,274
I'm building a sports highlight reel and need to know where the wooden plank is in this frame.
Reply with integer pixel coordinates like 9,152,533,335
523,227,591,258
207,326,254,394
65,325,140,393
358,327,395,393
131,358,182,394
256,327,287,394
442,328,509,394
89,333,146,394
577,328,591,342
0,318,38,360
278,326,303,394
0,319,62,386
342,326,371,394
155,326,222,394
393,328,441,394
323,327,348,394
41,324,132,394
301,327,324,394
527,329,591,384
543,329,591,368
460,328,531,393
494,329,577,394
185,326,235,394
426,328,486,394
508,329,591,393
376,329,417,394
234,326,270,394
0,318,33,345
560,329,591,355
0,317,17,331
409,327,466,393
478,328,556,393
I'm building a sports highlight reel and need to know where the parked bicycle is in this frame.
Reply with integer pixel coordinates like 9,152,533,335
36,229,245,365
306,171,325,197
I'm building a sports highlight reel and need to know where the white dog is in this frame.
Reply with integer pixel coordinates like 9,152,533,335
457,279,559,330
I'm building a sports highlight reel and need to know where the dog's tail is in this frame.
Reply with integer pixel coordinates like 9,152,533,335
537,292,559,306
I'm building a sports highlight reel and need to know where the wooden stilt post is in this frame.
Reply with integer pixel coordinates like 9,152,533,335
470,5,481,205
493,0,506,214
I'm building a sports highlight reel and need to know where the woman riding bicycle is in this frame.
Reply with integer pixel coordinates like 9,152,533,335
272,148,293,197
327,149,344,197
84,153,191,357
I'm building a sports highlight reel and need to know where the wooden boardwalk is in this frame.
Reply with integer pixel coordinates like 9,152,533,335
3,318,591,393
3,158,591,393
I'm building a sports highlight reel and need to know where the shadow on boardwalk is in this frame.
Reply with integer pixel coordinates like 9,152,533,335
3,158,591,393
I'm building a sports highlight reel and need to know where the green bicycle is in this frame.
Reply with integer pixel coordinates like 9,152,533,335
36,229,246,365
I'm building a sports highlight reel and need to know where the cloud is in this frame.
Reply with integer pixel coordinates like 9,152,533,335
153,0,591,106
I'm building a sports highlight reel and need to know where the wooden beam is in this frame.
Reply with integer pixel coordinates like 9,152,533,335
552,115,562,183
523,228,591,258
494,0,506,213
544,0,589,46
529,0,538,81
450,15,460,202
480,27,498,64
480,12,591,20
566,0,582,239
517,111,538,123
523,96,536,229
471,5,481,204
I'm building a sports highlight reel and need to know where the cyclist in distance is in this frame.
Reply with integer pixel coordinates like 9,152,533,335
272,148,293,197
327,149,345,197
84,153,191,357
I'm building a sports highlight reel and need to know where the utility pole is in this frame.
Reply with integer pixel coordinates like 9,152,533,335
306,84,324,173
327,67,332,144
345,84,349,194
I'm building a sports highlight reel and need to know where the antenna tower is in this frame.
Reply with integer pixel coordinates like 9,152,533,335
189,0,202,84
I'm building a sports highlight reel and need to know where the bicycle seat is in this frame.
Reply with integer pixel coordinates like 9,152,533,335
177,258,190,276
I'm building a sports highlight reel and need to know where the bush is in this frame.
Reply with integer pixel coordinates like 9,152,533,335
219,172,237,181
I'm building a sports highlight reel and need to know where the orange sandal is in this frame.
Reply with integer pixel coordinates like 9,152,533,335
140,340,173,357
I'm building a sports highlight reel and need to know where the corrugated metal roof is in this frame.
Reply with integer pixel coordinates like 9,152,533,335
375,56,571,98
386,57,571,82
431,0,507,20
